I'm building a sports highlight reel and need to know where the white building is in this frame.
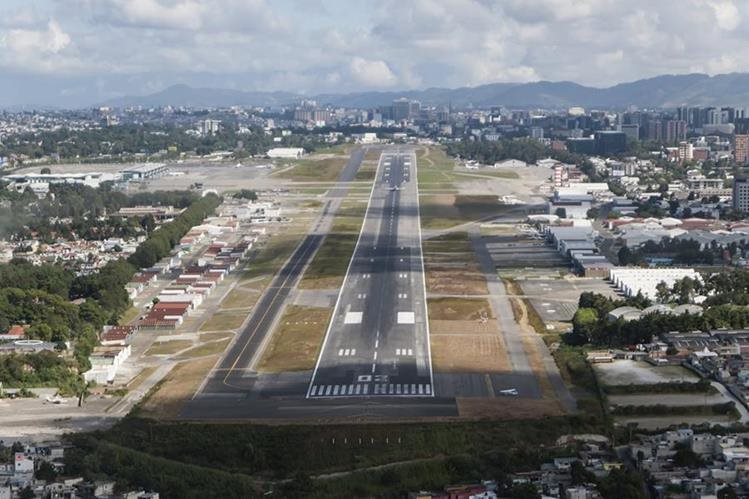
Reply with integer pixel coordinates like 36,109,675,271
5,172,118,190
199,119,221,136
14,454,33,474
609,267,701,300
267,147,305,159
120,164,168,180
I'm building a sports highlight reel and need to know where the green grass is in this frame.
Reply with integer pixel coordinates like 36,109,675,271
67,415,604,495
299,234,357,289
276,157,348,181
118,306,141,325
417,147,457,190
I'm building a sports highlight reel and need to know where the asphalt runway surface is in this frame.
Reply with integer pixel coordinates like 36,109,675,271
192,148,366,396
306,150,434,398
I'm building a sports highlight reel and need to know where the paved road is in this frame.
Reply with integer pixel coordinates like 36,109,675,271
193,148,366,396
306,150,434,398
470,228,576,410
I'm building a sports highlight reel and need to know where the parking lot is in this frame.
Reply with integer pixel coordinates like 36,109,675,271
520,277,619,323
593,360,701,386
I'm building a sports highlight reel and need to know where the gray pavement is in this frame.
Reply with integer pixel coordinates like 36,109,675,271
470,229,576,411
189,148,367,398
307,150,434,398
180,147,458,420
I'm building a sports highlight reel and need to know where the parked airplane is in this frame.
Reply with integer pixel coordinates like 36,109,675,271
499,388,518,396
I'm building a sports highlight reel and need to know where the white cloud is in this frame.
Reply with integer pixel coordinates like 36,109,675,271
706,0,741,30
104,0,206,30
3,19,71,55
349,57,397,87
2,0,749,93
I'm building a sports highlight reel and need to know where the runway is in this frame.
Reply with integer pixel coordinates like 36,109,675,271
194,148,366,396
306,149,434,398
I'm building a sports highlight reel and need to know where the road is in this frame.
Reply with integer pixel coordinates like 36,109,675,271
195,148,366,396
307,150,434,398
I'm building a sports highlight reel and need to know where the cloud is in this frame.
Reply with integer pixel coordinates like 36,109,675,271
3,19,71,55
706,0,741,30
349,57,397,87
3,0,749,96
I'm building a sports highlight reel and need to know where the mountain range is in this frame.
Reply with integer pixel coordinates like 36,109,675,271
102,73,749,110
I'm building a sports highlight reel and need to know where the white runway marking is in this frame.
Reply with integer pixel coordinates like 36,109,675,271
344,312,363,324
397,311,415,324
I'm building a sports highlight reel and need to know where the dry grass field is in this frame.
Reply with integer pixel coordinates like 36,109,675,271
138,356,219,419
256,305,332,372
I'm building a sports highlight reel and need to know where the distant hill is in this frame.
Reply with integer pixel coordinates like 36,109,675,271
103,73,749,109
105,83,299,108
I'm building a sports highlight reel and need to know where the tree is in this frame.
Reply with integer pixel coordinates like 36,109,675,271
36,460,58,481
570,460,595,485
572,308,599,340
673,442,703,468
618,246,634,265
597,469,646,499
232,189,258,201
718,485,739,499
40,167,51,174
656,281,671,304
555,207,567,218
509,483,540,499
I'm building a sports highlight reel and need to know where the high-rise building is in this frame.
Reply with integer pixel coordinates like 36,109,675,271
646,120,663,142
733,179,749,212
530,127,544,139
735,135,749,165
567,137,596,155
392,98,411,121
665,120,686,144
620,124,640,141
594,131,626,155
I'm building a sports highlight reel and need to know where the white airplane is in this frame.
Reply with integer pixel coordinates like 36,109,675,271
45,395,68,404
499,388,518,396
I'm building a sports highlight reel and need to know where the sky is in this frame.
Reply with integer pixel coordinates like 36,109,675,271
0,0,748,105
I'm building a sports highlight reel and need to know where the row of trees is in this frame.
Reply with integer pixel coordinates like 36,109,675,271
0,182,200,241
571,284,749,346
618,239,718,266
445,137,593,172
127,193,221,268
0,122,335,162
